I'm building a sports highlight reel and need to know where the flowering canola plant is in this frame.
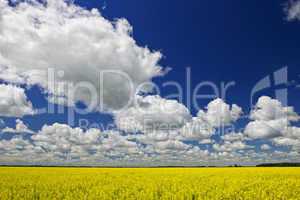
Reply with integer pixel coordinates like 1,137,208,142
0,167,299,200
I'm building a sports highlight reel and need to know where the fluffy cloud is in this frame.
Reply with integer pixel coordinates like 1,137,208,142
285,0,300,21
134,130,180,144
221,132,246,142
0,84,34,117
271,126,300,150
0,95,248,165
244,96,300,155
11,123,142,161
0,0,164,111
98,131,142,158
211,132,251,155
115,95,192,133
0,122,213,164
212,141,249,152
249,96,299,122
114,95,202,157
0,119,298,165
1,92,298,165
32,123,103,159
0,137,36,158
116,97,243,145
152,139,190,152
273,136,300,147
2,119,34,134
180,117,215,141
245,96,299,139
260,144,271,151
245,119,289,139
198,98,242,128
179,98,242,142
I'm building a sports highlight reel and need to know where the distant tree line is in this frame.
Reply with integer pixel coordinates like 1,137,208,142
256,163,300,167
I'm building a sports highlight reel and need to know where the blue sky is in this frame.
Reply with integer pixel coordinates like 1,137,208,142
25,0,300,126
0,0,300,165
91,0,300,111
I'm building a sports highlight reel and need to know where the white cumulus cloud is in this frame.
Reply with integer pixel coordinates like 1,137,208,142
0,0,164,112
198,98,243,128
179,98,242,142
245,119,289,139
0,84,34,117
249,96,299,122
115,95,192,133
32,123,103,159
245,96,299,139
260,144,271,151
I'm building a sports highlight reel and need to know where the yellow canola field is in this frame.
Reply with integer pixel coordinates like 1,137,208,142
0,167,300,200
